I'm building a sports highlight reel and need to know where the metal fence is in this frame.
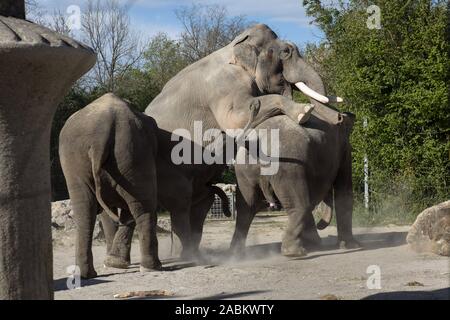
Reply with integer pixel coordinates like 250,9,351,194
207,190,236,220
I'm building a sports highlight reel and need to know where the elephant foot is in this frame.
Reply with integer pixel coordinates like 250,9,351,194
180,249,208,265
80,268,98,279
301,230,322,249
140,264,162,273
338,238,362,249
104,255,130,269
180,247,199,261
281,241,308,257
228,245,246,260
140,257,162,273
180,249,191,261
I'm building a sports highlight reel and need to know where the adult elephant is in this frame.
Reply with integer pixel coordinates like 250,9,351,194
109,24,343,260
230,108,361,257
59,93,160,278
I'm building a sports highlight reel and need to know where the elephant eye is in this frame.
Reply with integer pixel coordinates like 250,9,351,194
267,48,274,60
280,47,291,60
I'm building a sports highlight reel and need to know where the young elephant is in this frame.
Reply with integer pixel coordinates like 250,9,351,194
59,93,160,278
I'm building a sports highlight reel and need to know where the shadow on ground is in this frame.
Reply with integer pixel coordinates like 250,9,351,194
203,231,409,263
362,287,450,300
54,277,113,292
129,260,198,272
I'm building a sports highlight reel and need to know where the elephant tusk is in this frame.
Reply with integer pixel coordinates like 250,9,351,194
295,82,343,104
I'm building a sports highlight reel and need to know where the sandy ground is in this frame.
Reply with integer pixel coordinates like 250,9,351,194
53,213,450,300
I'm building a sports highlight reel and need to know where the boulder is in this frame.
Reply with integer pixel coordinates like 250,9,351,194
51,200,171,240
407,200,450,256
214,183,236,193
51,200,104,240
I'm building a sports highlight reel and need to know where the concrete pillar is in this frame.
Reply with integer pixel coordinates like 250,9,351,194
0,1,96,299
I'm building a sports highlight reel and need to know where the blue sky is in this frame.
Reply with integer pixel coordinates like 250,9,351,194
37,0,325,47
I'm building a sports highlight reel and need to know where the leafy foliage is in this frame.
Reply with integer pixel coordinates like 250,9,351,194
303,0,450,223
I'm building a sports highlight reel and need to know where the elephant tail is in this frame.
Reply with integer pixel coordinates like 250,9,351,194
316,209,333,230
89,144,122,225
316,190,333,230
210,185,231,217
259,178,278,205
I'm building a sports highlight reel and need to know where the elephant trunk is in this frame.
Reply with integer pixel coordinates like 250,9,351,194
297,62,343,125
284,49,343,125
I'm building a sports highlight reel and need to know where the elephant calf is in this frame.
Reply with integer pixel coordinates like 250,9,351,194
59,93,161,278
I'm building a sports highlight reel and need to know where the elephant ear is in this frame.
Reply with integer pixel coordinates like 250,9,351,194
230,34,258,75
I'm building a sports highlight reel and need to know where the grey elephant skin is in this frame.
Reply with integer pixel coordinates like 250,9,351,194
139,24,328,258
59,93,161,279
231,110,360,257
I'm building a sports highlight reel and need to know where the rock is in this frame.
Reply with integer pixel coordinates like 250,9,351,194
407,200,450,256
214,183,236,193
51,199,104,240
157,218,171,233
51,200,74,231
51,200,171,240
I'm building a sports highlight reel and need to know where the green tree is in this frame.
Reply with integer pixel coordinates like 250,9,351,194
114,32,188,112
303,0,449,223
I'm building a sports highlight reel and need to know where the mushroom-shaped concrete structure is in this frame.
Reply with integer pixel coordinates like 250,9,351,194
0,2,96,299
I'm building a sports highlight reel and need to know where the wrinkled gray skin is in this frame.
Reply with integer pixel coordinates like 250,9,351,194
59,93,160,278
99,102,260,265
107,24,328,260
231,111,361,257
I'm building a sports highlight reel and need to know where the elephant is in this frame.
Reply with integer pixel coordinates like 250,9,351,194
98,100,260,266
230,111,361,257
59,93,161,278
138,23,344,259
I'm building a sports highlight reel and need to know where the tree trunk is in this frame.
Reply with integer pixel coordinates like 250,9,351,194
0,15,96,299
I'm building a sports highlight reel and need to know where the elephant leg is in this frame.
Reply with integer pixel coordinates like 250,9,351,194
72,188,98,279
170,208,195,260
300,211,322,248
271,168,312,257
230,182,264,256
99,210,118,255
132,209,161,272
103,209,135,269
157,161,195,260
334,149,360,249
190,193,215,253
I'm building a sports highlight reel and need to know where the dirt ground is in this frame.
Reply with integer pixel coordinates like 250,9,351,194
53,213,450,300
